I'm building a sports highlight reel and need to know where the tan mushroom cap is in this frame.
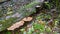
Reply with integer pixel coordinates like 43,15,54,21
7,17,33,30
7,20,24,30
22,17,33,21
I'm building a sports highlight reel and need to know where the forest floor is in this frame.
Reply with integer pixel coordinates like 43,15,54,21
0,8,60,34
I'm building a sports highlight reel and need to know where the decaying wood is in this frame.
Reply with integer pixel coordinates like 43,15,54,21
0,0,44,31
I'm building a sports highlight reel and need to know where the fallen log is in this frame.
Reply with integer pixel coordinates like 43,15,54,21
0,0,44,31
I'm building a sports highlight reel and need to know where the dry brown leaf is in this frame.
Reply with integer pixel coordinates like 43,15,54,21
7,20,24,30
22,17,33,21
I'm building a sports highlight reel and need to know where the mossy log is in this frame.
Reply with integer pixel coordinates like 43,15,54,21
0,0,7,2
0,0,44,31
